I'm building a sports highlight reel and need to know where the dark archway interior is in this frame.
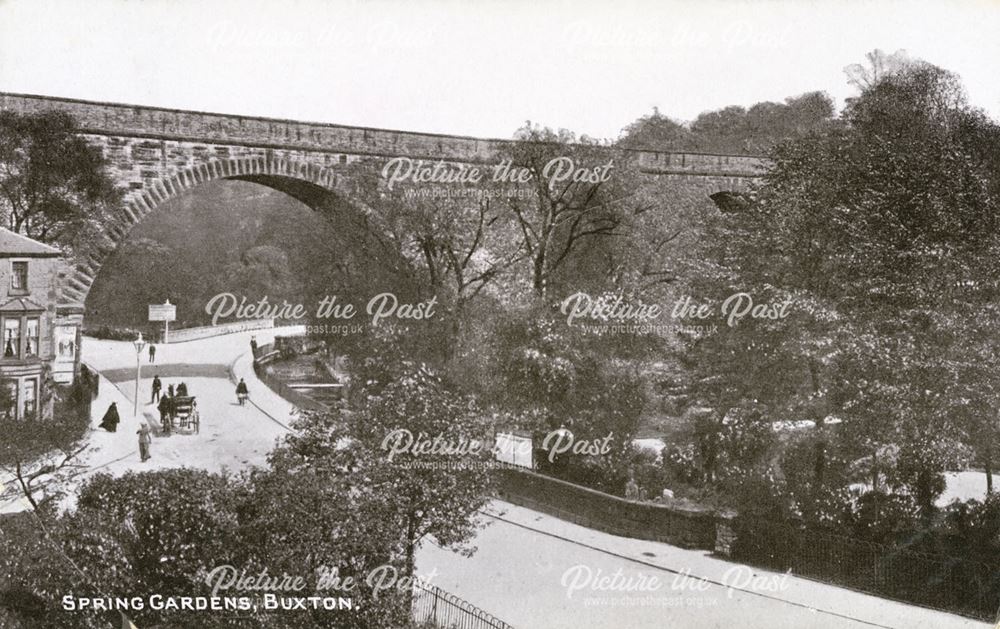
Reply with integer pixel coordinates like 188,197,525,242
709,191,751,213
230,174,344,208
84,176,413,331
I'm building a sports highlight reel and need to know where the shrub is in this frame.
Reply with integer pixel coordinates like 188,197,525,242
844,490,919,545
83,324,149,341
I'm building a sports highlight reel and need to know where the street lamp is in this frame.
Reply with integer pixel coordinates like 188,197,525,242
133,333,146,417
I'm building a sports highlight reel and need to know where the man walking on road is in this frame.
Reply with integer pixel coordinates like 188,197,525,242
137,424,151,461
151,374,162,403
148,344,156,363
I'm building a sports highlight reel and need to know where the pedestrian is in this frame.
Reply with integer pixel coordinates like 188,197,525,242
236,378,249,406
99,402,120,432
176,381,188,397
148,344,156,363
151,374,162,403
158,394,173,433
250,335,258,356
167,383,175,398
137,424,151,461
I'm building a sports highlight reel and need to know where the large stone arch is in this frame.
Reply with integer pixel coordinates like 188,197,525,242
61,156,378,307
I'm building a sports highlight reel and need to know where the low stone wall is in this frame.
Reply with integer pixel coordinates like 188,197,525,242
166,319,276,343
251,342,330,413
497,467,721,550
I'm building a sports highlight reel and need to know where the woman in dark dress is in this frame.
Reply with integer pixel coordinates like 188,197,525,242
99,402,120,432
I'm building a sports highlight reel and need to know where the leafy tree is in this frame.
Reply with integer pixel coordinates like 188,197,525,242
275,364,494,590
677,53,1000,519
0,381,90,512
224,244,301,301
236,456,413,628
495,314,595,424
499,124,628,297
619,92,836,155
1,451,485,628
74,470,239,594
618,107,694,150
0,110,120,258
688,92,837,154
377,179,526,316
0,471,237,629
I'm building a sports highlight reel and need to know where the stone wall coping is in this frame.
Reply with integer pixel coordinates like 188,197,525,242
0,91,769,173
507,466,721,518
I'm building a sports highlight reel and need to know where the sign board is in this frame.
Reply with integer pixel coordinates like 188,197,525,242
494,432,534,469
148,301,176,322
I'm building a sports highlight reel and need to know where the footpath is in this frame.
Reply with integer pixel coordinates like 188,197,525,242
477,500,992,629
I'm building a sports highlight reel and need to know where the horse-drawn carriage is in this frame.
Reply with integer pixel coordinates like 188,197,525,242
163,395,199,434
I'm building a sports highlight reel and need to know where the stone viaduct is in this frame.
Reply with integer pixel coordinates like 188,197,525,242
0,92,766,311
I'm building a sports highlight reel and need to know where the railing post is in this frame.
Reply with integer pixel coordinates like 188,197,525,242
432,586,439,622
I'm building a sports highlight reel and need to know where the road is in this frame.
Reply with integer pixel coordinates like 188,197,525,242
417,501,991,629
66,329,993,629
42,329,301,507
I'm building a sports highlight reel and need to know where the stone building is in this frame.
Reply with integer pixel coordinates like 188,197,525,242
0,228,80,420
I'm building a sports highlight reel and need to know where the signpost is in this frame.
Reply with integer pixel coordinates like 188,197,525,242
148,300,177,343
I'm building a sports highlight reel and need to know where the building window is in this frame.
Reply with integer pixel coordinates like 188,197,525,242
25,318,39,357
22,377,37,419
1,381,16,420
11,261,28,292
4,318,20,358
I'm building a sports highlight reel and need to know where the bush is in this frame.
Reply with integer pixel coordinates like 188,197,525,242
724,467,789,519
83,324,150,341
663,443,702,485
846,489,919,544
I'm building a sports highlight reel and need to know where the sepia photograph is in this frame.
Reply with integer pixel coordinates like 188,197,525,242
1,1,1000,627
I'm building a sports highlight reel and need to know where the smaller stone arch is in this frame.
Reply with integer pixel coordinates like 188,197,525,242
709,190,752,213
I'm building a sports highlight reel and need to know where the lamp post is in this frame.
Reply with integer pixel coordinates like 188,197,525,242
133,333,146,417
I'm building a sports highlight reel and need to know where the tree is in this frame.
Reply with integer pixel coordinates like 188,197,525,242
618,107,695,150
844,48,915,92
686,93,838,155
374,176,527,335
682,52,1000,517
627,91,837,155
237,454,414,628
0,110,120,258
0,459,472,628
0,377,90,512
0,470,239,629
500,124,628,297
274,364,494,590
675,189,837,485
225,244,302,303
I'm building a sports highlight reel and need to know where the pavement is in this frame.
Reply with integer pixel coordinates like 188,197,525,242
414,500,992,629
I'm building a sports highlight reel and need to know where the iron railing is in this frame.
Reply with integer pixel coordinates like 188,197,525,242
732,518,1000,621
411,583,514,629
